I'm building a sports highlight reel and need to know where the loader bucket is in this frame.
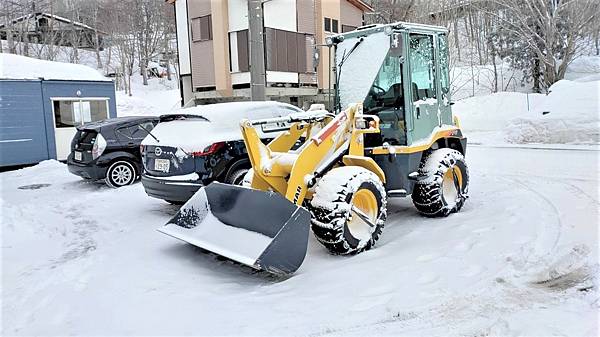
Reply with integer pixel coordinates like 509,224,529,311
158,182,311,275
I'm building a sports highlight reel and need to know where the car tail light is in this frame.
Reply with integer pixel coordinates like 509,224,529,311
140,144,145,154
192,142,225,157
92,133,107,160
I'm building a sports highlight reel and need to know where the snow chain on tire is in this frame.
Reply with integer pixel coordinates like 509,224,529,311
308,167,387,255
241,168,254,187
412,148,469,217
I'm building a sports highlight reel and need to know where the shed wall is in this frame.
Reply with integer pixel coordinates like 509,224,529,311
0,80,50,166
41,80,117,160
0,79,117,166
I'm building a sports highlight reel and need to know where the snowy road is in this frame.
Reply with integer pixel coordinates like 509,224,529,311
2,146,598,336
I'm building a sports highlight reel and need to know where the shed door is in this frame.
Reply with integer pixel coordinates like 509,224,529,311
52,98,110,160
0,81,50,166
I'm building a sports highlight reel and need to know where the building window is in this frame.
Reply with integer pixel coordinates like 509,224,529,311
229,30,249,73
324,17,331,32
53,99,108,128
332,19,339,33
191,15,212,42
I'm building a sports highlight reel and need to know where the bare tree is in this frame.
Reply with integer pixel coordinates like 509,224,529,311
486,0,599,91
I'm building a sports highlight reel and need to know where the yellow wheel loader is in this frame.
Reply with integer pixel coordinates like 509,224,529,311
159,22,469,275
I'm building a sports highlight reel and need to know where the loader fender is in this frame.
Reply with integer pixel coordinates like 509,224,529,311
342,155,386,184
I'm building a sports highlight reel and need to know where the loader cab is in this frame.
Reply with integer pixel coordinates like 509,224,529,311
332,24,453,148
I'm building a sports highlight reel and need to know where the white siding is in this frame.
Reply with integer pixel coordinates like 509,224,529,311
231,72,250,85
229,32,239,73
264,0,297,31
175,0,191,75
267,71,298,83
228,0,248,32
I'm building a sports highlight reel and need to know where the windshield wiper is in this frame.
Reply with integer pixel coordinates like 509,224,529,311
138,124,160,143
335,37,364,112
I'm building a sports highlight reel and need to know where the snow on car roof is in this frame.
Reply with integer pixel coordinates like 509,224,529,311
145,101,303,152
161,101,303,124
0,53,110,82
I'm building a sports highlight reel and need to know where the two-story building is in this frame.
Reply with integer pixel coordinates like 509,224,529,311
169,0,372,108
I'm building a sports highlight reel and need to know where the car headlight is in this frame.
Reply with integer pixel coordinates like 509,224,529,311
92,133,107,159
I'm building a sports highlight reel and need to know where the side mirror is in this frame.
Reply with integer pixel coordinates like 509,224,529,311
389,33,403,57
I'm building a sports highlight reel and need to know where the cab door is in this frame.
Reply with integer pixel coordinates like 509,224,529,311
406,33,440,144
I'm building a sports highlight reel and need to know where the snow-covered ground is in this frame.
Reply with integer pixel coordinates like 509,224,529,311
2,145,598,336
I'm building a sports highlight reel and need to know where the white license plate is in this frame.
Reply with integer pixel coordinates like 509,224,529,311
154,159,170,172
74,151,82,161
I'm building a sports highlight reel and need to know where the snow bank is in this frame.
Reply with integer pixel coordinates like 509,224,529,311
0,53,110,81
454,79,599,145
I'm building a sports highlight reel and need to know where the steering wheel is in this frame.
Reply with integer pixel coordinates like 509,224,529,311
370,85,386,97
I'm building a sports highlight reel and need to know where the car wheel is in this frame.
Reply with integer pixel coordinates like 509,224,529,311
226,168,249,186
105,160,137,188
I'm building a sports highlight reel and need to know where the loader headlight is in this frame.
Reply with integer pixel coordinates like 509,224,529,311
325,37,334,46
384,25,393,35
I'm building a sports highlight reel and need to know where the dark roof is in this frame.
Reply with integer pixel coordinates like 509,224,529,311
0,12,107,35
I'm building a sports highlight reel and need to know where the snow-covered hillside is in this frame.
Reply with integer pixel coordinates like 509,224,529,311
115,75,180,117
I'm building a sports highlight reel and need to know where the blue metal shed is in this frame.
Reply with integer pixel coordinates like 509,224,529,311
0,54,117,166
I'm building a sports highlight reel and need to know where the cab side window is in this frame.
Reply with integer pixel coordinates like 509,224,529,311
409,34,436,101
438,34,450,98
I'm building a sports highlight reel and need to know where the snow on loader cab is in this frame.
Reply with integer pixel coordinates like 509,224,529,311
159,22,469,276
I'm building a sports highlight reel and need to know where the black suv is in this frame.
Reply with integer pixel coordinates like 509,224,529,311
67,116,159,187
140,101,302,204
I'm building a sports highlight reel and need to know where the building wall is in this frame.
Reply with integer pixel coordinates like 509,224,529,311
228,0,248,32
0,80,117,166
175,0,191,75
188,0,215,88
177,0,368,104
341,0,363,28
210,0,232,95
318,0,341,91
296,0,315,34
41,80,117,160
0,80,49,166
264,0,296,31
297,0,317,85
317,0,365,90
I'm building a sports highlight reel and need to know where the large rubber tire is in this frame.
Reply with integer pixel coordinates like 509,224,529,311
412,148,469,217
225,168,249,186
308,166,387,255
105,160,137,188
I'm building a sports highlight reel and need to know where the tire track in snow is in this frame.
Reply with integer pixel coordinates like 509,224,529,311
311,173,594,336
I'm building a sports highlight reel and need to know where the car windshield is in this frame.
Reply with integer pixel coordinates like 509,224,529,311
159,114,210,123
